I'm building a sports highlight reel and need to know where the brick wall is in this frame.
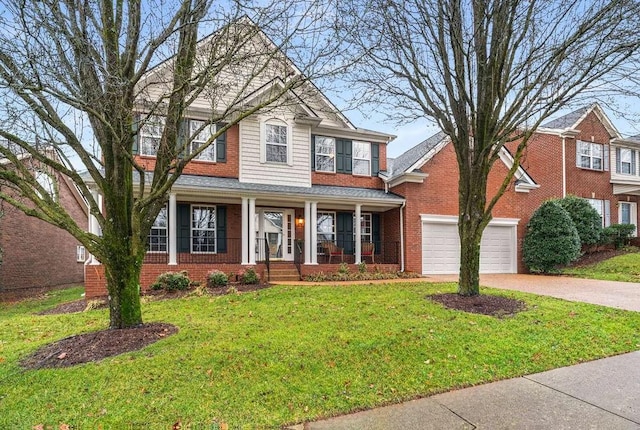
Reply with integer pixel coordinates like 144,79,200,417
0,172,87,295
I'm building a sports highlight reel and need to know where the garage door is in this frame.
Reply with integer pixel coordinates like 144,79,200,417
421,215,518,275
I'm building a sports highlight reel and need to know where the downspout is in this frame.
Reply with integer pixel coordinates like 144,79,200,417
562,136,567,197
400,200,405,272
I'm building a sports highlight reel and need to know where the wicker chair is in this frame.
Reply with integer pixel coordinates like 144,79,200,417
361,242,375,263
322,241,344,263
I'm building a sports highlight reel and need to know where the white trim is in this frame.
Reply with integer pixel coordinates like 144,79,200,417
260,117,293,166
168,194,177,265
405,137,449,174
190,204,217,254
618,201,638,236
314,135,337,173
76,245,86,263
352,141,371,176
419,214,519,226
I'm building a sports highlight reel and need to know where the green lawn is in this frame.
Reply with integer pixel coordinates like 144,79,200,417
1,283,640,429
562,252,640,282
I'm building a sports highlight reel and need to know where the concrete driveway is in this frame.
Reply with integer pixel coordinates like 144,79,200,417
426,274,640,312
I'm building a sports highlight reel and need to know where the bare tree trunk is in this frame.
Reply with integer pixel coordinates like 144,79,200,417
458,218,482,296
104,249,143,329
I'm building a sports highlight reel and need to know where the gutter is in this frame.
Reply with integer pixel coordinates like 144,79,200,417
400,201,405,272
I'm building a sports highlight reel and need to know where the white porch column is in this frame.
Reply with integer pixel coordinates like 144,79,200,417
89,191,102,265
304,201,311,264
248,198,256,265
168,193,177,265
310,202,318,264
241,197,249,265
355,204,362,264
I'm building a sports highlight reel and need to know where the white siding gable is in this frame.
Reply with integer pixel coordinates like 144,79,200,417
239,106,311,187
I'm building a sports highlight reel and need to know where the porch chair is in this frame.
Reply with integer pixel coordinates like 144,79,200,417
361,242,375,263
322,241,344,263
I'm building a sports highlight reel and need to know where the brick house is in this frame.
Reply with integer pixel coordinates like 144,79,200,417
385,104,640,275
0,152,88,299
83,26,406,298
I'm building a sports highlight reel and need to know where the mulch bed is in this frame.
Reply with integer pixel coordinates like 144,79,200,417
20,323,178,370
36,299,91,315
429,293,525,317
566,248,629,268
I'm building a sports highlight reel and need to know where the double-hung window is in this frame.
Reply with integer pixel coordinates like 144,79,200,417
148,206,168,253
619,202,637,236
315,136,336,172
353,141,371,176
140,115,164,156
577,141,604,170
192,205,216,253
618,148,635,175
317,212,336,243
586,198,606,227
265,121,288,163
354,213,372,243
189,120,216,161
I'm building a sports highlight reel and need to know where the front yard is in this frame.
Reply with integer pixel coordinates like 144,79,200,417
562,251,640,282
1,283,640,428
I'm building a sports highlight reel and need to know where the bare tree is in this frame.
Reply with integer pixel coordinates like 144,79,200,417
0,0,344,328
339,0,640,295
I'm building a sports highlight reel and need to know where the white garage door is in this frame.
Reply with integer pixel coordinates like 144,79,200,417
421,215,518,275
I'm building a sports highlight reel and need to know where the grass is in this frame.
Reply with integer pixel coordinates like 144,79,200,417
1,283,640,429
562,252,640,282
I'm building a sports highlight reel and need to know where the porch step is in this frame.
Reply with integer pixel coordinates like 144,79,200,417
268,264,301,282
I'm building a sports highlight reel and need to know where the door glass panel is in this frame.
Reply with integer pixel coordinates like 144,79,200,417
264,211,283,259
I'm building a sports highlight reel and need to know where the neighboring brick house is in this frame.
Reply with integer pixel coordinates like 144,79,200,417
384,104,640,275
84,25,405,297
0,154,88,299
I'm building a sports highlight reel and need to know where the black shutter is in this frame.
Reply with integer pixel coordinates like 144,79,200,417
372,213,381,255
177,204,191,253
616,147,621,173
371,143,380,176
216,206,227,253
311,134,316,171
337,212,354,255
216,123,227,162
336,139,353,174
132,114,139,155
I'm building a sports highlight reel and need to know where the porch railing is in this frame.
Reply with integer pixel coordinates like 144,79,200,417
316,240,400,264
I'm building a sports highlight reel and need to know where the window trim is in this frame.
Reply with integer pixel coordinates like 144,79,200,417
618,147,635,175
315,136,336,173
577,140,604,171
352,141,371,176
317,211,337,244
189,119,216,162
148,206,168,253
139,115,165,156
353,212,372,243
261,118,292,166
76,245,86,263
191,204,217,254
619,201,637,236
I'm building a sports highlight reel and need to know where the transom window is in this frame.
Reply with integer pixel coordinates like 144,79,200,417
353,141,371,176
189,120,216,161
140,115,164,156
315,136,336,172
619,148,635,175
265,122,288,163
192,205,217,253
148,206,168,253
577,141,603,170
317,212,336,243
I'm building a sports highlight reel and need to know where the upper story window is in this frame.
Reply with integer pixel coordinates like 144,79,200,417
148,206,168,253
353,141,371,176
577,141,604,171
189,120,216,162
140,115,164,156
315,136,336,172
34,171,56,201
192,205,217,253
264,120,289,164
616,147,636,175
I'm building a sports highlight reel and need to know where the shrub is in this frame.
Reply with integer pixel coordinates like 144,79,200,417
357,261,367,273
151,271,190,291
241,267,260,284
206,270,229,288
523,200,581,273
605,223,636,249
556,195,602,246
338,262,350,274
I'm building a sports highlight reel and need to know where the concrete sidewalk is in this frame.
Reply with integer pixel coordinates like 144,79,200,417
292,351,640,429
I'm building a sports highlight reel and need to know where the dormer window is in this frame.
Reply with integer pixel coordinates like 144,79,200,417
140,115,164,156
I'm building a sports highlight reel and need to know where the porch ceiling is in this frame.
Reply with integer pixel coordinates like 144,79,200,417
613,184,640,196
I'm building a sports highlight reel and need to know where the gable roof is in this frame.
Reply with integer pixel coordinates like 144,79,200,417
387,131,447,180
541,103,620,138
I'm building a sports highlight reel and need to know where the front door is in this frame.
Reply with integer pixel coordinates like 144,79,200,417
256,209,295,261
